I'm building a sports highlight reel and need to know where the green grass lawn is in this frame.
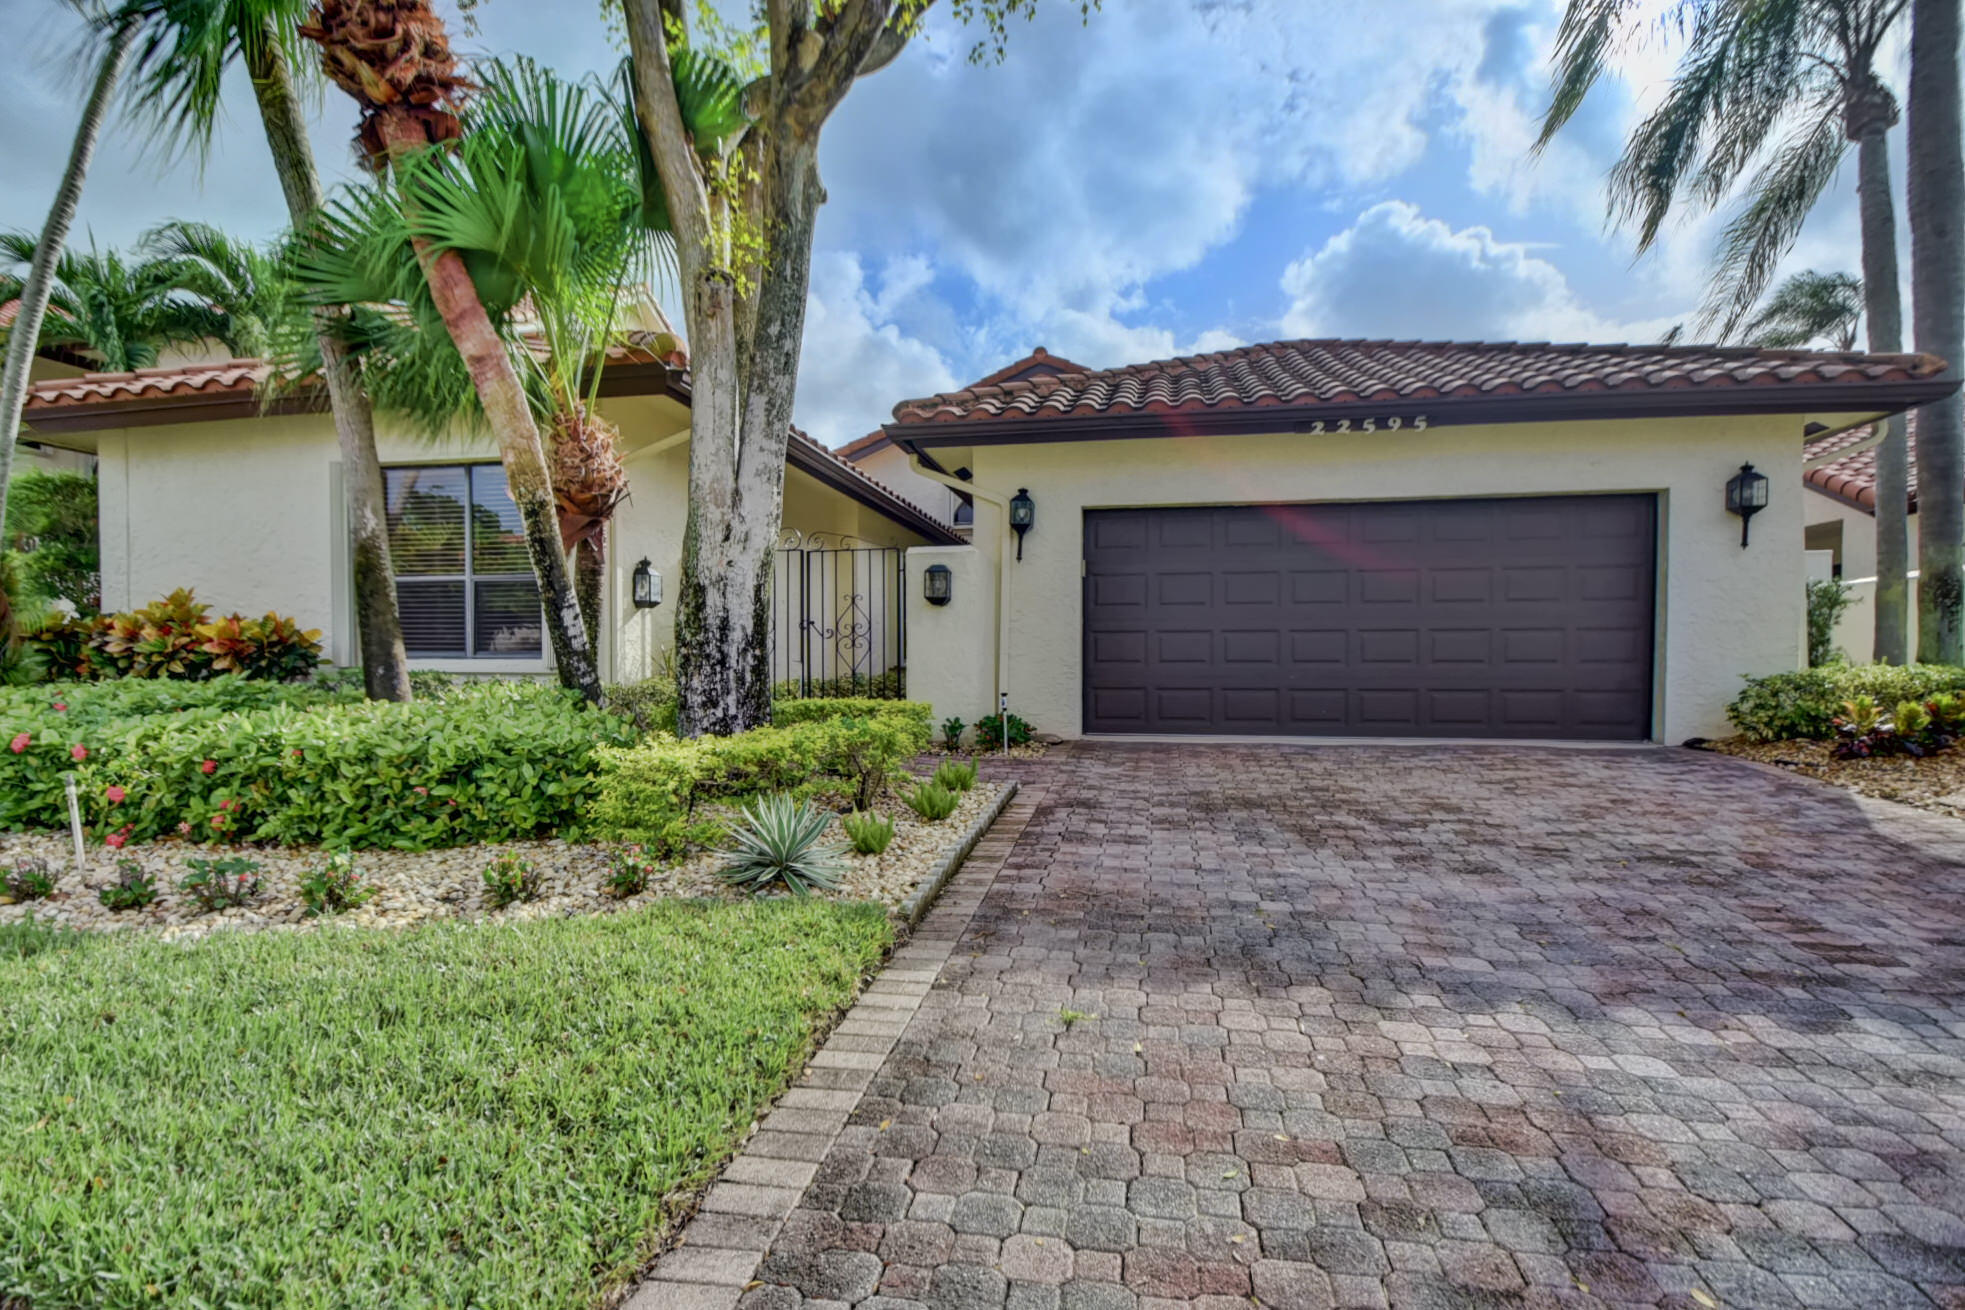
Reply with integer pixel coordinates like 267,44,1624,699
0,901,892,1308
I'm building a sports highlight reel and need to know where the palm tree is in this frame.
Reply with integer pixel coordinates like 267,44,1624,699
1907,0,1963,661
296,0,601,704
0,234,220,371
1539,0,1914,662
118,0,412,702
287,58,672,649
1744,269,1863,349
0,5,141,534
140,220,298,359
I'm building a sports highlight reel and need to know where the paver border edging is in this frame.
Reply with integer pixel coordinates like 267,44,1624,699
897,778,1018,929
615,782,1041,1310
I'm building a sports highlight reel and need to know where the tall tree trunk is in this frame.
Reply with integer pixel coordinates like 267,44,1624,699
0,16,134,532
373,117,604,705
246,25,411,703
1854,114,1911,664
574,532,603,653
1911,0,1965,663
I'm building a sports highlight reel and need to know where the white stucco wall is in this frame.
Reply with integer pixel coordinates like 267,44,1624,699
1802,487,1921,662
903,544,999,737
91,399,931,686
926,414,1818,743
851,442,965,528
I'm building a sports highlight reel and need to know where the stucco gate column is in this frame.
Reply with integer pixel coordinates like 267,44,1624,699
904,545,997,743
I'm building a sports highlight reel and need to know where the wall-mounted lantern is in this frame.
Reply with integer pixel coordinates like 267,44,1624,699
631,558,662,608
1008,488,1035,561
1725,463,1769,547
923,563,953,606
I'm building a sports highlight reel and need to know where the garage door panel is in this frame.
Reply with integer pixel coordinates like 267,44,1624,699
1084,496,1655,740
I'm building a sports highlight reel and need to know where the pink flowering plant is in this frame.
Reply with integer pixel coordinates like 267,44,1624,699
297,852,376,917
177,856,263,912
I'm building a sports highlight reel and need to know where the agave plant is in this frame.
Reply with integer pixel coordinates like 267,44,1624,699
718,793,845,896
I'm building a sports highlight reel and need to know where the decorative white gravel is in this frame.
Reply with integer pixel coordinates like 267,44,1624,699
0,780,1008,942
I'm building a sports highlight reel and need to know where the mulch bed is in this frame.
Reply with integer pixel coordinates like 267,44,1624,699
1707,736,1965,819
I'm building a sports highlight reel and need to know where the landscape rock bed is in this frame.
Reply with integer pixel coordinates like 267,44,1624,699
0,781,1007,941
1707,736,1965,818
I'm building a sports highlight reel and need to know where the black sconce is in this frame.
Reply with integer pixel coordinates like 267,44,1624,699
1725,463,1769,548
923,563,953,606
631,557,662,608
1008,488,1035,561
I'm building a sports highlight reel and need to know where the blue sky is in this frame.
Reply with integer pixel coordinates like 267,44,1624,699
0,0,1901,446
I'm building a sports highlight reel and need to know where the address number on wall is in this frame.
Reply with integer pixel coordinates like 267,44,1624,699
1300,415,1429,434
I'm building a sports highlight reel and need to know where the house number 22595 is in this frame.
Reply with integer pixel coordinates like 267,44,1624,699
1302,415,1429,434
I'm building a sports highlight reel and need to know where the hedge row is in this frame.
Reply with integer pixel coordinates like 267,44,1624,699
594,700,933,855
1727,664,1965,742
4,681,633,850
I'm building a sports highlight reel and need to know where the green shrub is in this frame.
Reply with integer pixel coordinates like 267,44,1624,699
5,469,98,615
974,711,1033,750
97,858,157,912
1,679,632,850
841,810,895,855
941,716,965,751
594,702,931,855
606,676,678,734
179,856,262,912
904,780,959,822
1806,578,1853,667
4,857,54,901
483,851,541,908
772,696,932,730
18,588,323,683
298,852,376,917
719,793,845,895
932,758,977,792
1727,664,1965,741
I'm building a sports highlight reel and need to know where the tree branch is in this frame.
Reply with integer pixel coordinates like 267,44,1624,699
789,0,898,133
622,0,713,283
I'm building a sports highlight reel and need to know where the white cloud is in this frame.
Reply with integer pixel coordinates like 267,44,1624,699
1279,200,1680,343
796,252,961,447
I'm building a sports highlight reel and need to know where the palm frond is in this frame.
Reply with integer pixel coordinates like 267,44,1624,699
1537,0,1650,151
1743,268,1864,348
118,0,315,158
1697,111,1848,338
667,45,750,160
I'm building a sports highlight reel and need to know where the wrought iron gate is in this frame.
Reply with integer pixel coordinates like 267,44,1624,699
772,532,906,697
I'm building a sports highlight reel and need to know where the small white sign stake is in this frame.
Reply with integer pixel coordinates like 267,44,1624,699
63,771,85,870
999,691,1009,759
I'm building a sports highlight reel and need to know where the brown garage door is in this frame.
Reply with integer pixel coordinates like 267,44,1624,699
1082,496,1656,739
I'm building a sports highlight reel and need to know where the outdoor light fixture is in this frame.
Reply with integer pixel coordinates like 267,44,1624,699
631,558,662,608
923,563,953,606
1008,488,1035,561
1725,463,1769,548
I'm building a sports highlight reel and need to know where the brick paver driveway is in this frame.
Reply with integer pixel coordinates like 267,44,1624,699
749,743,1965,1309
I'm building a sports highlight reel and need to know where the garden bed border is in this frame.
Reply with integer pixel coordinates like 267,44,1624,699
895,778,1018,928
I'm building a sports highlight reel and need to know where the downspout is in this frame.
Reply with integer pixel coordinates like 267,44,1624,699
907,451,1012,717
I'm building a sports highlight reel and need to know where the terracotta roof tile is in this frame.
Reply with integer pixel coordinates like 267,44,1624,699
836,346,1091,461
890,337,1949,426
1804,423,1918,512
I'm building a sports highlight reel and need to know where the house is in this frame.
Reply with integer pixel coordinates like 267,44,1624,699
18,340,961,686
1802,423,1917,660
866,338,1953,743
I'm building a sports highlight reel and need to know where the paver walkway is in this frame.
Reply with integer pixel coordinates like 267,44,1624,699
694,744,1965,1309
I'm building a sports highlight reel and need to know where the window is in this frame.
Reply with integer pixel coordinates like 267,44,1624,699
384,464,542,658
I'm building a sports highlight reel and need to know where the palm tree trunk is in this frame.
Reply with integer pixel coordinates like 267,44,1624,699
245,25,411,703
1910,0,1965,664
372,116,604,705
0,16,134,534
574,531,603,653
1856,124,1911,664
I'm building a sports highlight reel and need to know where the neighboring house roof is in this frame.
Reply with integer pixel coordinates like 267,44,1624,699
883,338,1955,446
838,346,1093,462
19,345,963,546
1803,423,1919,514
